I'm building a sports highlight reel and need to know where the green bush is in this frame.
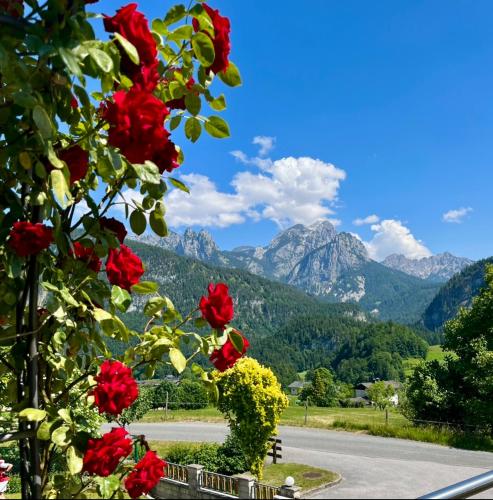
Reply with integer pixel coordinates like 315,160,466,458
153,381,178,410
176,380,209,410
164,435,248,476
120,386,154,425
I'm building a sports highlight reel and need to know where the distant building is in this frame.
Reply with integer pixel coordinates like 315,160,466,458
137,375,180,386
354,380,402,406
287,380,310,396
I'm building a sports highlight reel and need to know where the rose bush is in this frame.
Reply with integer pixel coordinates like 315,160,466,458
0,1,281,498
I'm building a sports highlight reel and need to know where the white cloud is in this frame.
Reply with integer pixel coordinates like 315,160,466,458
353,214,380,226
146,155,348,229
252,136,275,156
442,207,473,224
364,219,432,261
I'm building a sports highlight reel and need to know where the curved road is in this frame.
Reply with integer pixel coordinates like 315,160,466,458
119,422,493,498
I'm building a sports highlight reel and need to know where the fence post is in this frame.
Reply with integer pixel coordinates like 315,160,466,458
165,391,169,421
187,464,203,498
233,473,255,499
277,485,301,499
304,398,308,425
385,408,389,425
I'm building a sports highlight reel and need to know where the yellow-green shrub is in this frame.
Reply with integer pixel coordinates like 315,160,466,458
214,358,289,478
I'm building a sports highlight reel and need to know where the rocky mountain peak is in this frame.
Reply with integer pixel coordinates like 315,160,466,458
382,252,474,282
181,228,221,261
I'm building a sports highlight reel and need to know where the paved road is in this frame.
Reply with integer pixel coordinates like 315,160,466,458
116,422,493,499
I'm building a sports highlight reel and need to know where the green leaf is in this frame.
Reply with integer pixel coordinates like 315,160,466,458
89,48,114,73
192,32,215,67
169,177,190,194
185,93,201,116
59,47,82,78
93,308,113,322
95,476,121,499
111,285,132,312
67,446,83,475
33,105,53,139
50,169,72,208
169,25,193,41
169,115,182,131
204,116,230,139
229,330,244,354
57,409,72,424
184,117,202,143
114,33,140,65
152,19,167,35
149,210,168,237
37,420,53,441
51,425,70,447
210,94,226,111
144,297,168,316
133,161,161,185
170,348,187,374
130,210,147,235
217,62,242,87
131,281,159,294
19,408,47,422
164,4,187,26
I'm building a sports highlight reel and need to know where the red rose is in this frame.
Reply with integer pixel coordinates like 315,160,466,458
100,217,127,244
91,360,139,416
199,283,234,330
125,451,166,499
8,222,53,257
83,427,132,477
106,245,144,291
0,0,23,17
193,4,231,74
59,145,89,185
210,332,249,372
71,242,101,273
104,3,158,87
70,95,79,109
102,88,178,173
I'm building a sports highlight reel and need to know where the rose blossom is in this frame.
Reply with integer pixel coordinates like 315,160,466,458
100,217,127,244
193,4,231,74
125,451,166,499
59,145,89,185
71,242,101,273
83,427,132,476
8,222,53,257
199,283,234,330
0,0,23,17
106,245,144,291
102,87,178,173
104,3,159,89
210,331,250,372
92,360,138,415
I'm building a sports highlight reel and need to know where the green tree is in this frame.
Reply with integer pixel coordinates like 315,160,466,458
153,381,178,410
300,368,339,407
405,265,493,430
367,381,395,410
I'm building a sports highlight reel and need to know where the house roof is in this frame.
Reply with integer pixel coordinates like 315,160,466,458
288,381,309,389
355,380,402,390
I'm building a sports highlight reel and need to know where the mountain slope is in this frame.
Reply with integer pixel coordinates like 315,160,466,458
382,253,473,282
422,257,493,331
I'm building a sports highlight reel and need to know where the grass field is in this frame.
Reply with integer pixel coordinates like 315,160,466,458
403,345,449,377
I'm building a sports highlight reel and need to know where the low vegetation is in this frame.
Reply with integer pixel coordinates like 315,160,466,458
262,463,339,491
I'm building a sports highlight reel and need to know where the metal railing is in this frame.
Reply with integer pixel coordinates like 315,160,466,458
419,470,493,499
200,470,239,496
253,482,281,500
165,462,188,484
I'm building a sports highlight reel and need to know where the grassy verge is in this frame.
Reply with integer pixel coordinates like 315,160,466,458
262,463,339,490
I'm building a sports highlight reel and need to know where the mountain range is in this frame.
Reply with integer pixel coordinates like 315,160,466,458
135,220,472,323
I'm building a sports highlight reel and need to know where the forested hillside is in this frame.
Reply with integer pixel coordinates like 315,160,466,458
422,257,493,331
121,241,428,386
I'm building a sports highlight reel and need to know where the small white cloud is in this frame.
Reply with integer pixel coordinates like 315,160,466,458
252,136,275,156
353,214,380,226
442,207,473,224
364,219,432,261
230,150,249,163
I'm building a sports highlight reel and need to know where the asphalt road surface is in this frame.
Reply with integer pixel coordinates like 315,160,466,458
113,422,493,499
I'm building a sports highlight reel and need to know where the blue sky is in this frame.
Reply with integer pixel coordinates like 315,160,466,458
95,0,493,260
